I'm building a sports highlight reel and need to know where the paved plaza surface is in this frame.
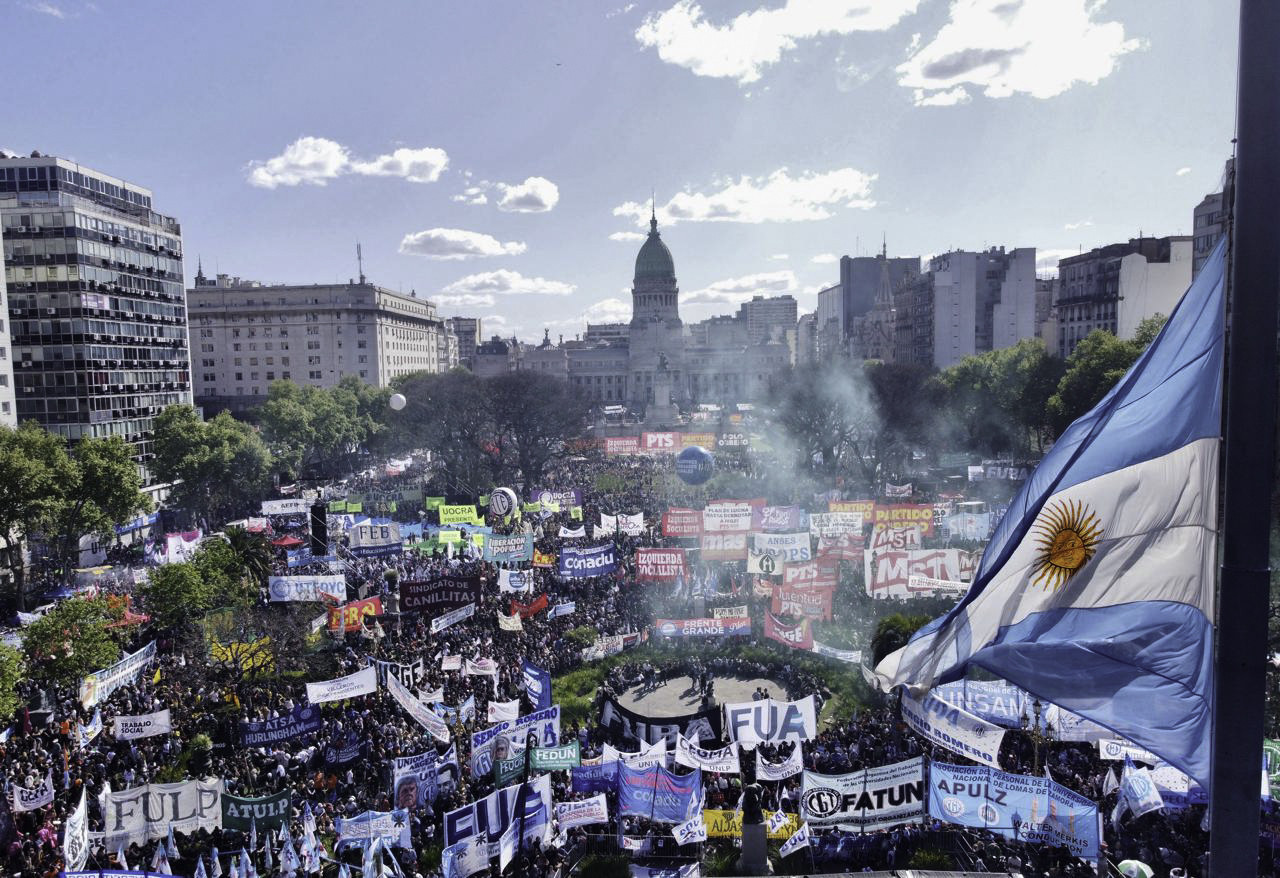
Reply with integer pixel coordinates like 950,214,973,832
618,674,790,717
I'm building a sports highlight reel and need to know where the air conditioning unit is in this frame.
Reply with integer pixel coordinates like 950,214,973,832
14,226,26,233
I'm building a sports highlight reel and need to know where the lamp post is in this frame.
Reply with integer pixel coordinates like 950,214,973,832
1021,698,1055,775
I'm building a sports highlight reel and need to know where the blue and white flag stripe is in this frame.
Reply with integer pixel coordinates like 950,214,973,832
875,240,1226,789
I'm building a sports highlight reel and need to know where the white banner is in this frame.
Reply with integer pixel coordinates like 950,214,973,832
347,522,402,553
80,641,157,708
11,772,53,812
442,655,462,671
801,758,925,829
306,665,377,704
554,794,609,830
261,498,310,516
268,575,345,603
703,501,753,532
747,547,785,576
779,823,810,857
605,738,668,770
599,514,617,534
465,657,499,676
724,695,817,746
752,532,812,563
95,780,224,847
811,641,862,664
674,735,739,774
1098,738,1158,763
756,747,804,781
432,603,476,634
809,512,862,537
498,570,533,593
901,692,1005,767
559,526,586,539
711,605,749,618
488,699,520,723
619,513,645,536
113,709,172,741
498,611,523,632
63,789,89,871
672,814,708,844
386,672,451,742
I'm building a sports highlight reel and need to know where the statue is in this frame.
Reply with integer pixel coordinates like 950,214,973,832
656,351,669,373
741,782,764,825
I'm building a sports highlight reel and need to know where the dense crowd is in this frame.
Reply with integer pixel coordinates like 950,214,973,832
0,449,1242,878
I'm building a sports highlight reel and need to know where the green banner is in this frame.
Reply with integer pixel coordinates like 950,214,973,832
328,501,347,513
531,741,580,771
425,496,446,509
479,495,490,507
347,502,363,513
1266,739,1280,790
494,753,524,787
570,506,583,521
439,504,481,525
222,790,291,832
522,502,542,514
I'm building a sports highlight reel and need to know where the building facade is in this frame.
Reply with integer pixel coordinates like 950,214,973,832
1192,159,1232,279
1055,237,1189,356
446,316,481,368
0,226,14,426
737,294,797,344
187,273,445,412
0,154,191,489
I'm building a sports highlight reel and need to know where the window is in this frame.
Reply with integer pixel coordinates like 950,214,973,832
234,357,242,366
266,357,274,365
201,343,214,352
233,343,241,351
251,372,259,380
235,372,243,381
309,370,321,379
308,356,320,365
282,371,291,380
281,357,290,365
249,358,258,366
307,340,320,349
266,371,274,380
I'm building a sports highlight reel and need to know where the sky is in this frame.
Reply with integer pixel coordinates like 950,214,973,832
4,0,1239,342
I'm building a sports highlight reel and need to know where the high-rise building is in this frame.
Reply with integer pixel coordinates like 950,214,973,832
814,249,919,357
1192,158,1232,279
1056,236,1190,356
737,294,798,344
446,316,482,368
0,226,14,426
0,154,191,491
187,273,445,412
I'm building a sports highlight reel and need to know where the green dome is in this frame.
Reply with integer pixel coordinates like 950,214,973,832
634,216,675,281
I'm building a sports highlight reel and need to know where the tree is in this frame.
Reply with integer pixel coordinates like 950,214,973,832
152,406,274,527
138,562,215,630
1046,317,1166,437
935,339,1063,456
223,526,273,591
870,613,932,666
765,363,884,489
0,645,24,723
21,597,121,687
0,422,67,608
257,381,369,480
389,370,497,493
488,371,591,488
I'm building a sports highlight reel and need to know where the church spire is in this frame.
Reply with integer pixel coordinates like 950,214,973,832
650,191,658,235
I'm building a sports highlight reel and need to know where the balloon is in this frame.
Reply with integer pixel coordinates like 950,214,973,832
489,488,518,517
389,393,407,411
675,445,715,485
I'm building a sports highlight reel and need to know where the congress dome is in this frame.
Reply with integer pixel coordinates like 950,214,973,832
634,214,675,281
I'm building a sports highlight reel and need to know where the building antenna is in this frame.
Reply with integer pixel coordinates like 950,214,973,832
356,241,366,285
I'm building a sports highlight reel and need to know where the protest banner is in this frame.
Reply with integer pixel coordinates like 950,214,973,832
80,641,156,708
764,612,813,650
702,809,800,841
531,741,581,771
510,594,549,619
240,704,323,746
482,533,534,563
443,776,552,854
222,790,290,832
268,574,345,603
724,695,817,745
711,605,749,618
374,658,426,690
870,503,935,535
63,790,89,872
347,523,402,557
387,672,451,742
653,617,750,638
864,549,973,598
770,584,833,620
618,763,702,823
801,758,925,829
605,436,641,456
756,748,804,781
674,735,739,774
401,573,479,615
782,561,837,589
96,780,224,847
532,549,556,568
752,531,812,563
600,697,721,746
699,532,748,561
306,665,377,704
261,498,310,516
702,501,754,532
558,544,617,578
641,432,679,454
900,692,1006,766
808,512,863,537
571,762,619,794
393,750,441,808
662,508,703,537
334,809,412,850
555,794,608,829
498,569,533,593
531,488,581,508
431,603,476,633
470,706,561,778
11,773,53,812
636,548,688,581
112,709,171,741
760,506,806,532
811,641,862,664
438,505,481,525
829,500,875,517
327,596,382,632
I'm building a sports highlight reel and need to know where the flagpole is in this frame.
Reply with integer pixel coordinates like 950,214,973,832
1209,1,1280,874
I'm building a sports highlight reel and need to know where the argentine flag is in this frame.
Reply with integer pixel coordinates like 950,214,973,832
874,240,1225,789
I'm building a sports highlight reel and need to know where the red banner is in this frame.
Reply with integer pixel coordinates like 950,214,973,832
817,532,864,563
510,593,549,619
764,612,813,650
328,596,383,631
662,508,703,537
636,548,688,581
868,524,924,552
641,432,679,454
771,584,833,620
700,532,748,561
604,436,641,456
782,560,837,589
870,503,936,536
533,549,557,568
829,500,875,517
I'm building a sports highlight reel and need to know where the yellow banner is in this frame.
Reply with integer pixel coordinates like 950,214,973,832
439,504,482,525
210,637,274,674
702,809,799,840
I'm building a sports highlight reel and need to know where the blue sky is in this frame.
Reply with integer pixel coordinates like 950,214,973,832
5,0,1238,342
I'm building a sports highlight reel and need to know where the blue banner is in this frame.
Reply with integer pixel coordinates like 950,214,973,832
558,544,618,579
928,680,1033,728
239,704,324,746
617,763,702,823
483,533,534,563
928,762,1099,858
571,761,619,794
522,660,552,711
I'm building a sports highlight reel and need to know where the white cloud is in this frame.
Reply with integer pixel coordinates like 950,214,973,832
1175,167,1191,177
615,167,876,226
769,253,790,261
811,252,838,264
443,269,576,297
607,2,637,18
609,231,646,242
398,228,527,260
350,147,448,183
1035,247,1078,275
1064,219,1093,231
582,297,633,323
434,293,496,308
452,185,489,205
29,2,65,17
682,270,797,306
496,176,560,213
636,0,919,85
899,0,1143,105
247,137,450,188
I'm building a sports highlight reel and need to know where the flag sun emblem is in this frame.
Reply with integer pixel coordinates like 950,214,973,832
1030,499,1103,589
